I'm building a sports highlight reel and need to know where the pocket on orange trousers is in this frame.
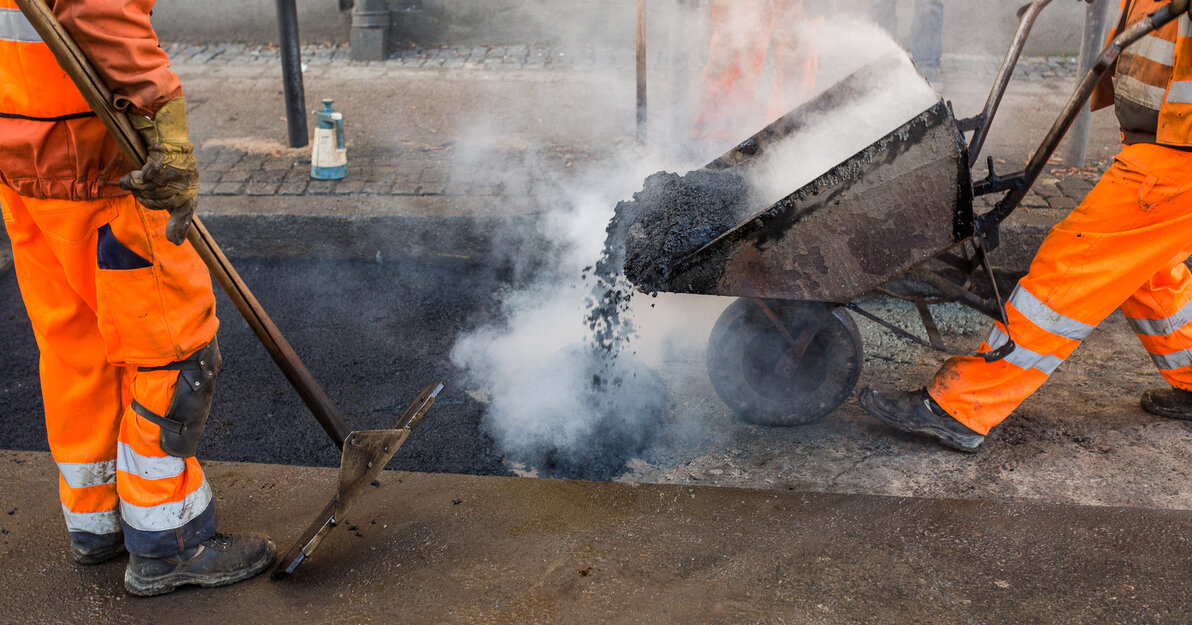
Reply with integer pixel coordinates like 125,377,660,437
95,265,177,365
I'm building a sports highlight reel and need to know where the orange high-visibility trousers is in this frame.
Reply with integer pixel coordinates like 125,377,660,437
0,183,219,557
930,143,1192,434
692,0,819,142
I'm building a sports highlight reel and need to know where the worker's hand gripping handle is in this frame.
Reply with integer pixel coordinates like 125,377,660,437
119,97,200,245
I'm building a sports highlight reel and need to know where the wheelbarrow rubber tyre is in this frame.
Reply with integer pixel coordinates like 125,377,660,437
706,299,864,427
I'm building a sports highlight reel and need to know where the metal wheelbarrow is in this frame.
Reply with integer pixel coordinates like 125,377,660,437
648,1,1184,427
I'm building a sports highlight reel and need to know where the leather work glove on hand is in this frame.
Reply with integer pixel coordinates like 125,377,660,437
119,97,199,245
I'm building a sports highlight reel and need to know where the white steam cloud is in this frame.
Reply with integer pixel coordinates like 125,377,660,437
451,14,944,479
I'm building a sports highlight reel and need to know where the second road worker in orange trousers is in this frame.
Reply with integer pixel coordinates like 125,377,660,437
861,0,1192,452
692,0,827,142
0,0,274,595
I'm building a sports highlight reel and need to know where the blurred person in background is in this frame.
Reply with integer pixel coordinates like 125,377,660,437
692,0,831,142
870,0,944,82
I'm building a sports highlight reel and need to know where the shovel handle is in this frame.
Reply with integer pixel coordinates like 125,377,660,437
14,0,352,448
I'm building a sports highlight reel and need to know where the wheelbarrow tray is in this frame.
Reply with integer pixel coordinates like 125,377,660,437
666,99,973,303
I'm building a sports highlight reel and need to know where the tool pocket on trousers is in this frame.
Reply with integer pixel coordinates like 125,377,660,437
97,224,152,270
95,265,176,365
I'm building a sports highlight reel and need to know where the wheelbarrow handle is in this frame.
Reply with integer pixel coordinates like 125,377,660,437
976,1,1186,240
13,0,353,448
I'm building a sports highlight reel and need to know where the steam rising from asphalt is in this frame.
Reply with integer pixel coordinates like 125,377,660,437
451,14,942,480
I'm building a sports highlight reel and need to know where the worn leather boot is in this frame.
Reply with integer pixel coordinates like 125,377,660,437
1140,387,1192,420
124,532,276,597
859,387,985,453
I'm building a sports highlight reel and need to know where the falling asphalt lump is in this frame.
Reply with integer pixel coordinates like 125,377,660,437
614,168,753,295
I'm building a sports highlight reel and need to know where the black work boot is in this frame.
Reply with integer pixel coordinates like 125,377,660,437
1141,387,1192,420
859,387,985,453
70,533,126,565
124,533,276,597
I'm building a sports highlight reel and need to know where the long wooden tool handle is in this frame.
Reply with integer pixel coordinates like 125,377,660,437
14,0,351,448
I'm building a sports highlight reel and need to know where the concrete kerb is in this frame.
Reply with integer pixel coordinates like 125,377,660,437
4,448,1192,624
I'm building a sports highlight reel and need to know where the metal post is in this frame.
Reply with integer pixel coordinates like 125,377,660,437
276,0,308,148
668,0,697,151
637,0,648,145
1062,0,1111,168
350,0,390,61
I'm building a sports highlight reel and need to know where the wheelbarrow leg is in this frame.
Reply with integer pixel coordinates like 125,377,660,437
751,298,825,377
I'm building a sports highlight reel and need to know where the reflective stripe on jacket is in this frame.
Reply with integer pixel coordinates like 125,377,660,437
0,0,181,201
1092,0,1192,147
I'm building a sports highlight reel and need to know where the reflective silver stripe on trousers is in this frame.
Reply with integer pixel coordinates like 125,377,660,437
57,460,116,490
119,478,212,532
1126,298,1192,337
987,327,1064,376
1126,34,1176,67
0,7,40,42
61,505,121,535
1152,349,1192,371
1008,286,1094,341
116,442,186,481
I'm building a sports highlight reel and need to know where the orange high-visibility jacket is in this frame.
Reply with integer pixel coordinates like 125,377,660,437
1092,0,1192,147
0,0,181,200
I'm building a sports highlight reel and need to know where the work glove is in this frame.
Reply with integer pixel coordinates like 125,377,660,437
119,97,199,245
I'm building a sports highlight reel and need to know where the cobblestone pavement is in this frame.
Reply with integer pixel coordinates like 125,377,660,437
164,42,1081,80
168,41,1094,213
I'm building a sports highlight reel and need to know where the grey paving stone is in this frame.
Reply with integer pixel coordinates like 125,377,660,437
219,168,252,183
1033,183,1061,198
277,179,309,195
1057,178,1094,199
1021,191,1049,209
1047,195,1078,210
307,179,337,195
472,184,503,196
212,181,246,195
418,181,446,195
391,178,421,195
245,181,282,196
444,180,472,196
249,169,288,185
284,166,312,183
361,178,395,195
335,179,366,194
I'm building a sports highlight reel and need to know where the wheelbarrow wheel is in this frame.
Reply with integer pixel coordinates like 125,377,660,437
707,298,863,427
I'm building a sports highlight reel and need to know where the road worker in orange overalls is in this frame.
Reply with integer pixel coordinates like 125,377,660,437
692,0,826,142
860,0,1192,452
0,0,274,595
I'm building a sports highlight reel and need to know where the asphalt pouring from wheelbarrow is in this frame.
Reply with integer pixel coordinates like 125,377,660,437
584,49,952,428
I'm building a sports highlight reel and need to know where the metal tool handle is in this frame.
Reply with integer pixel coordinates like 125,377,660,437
14,0,352,448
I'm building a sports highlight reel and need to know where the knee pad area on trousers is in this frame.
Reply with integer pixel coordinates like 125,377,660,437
130,338,222,458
